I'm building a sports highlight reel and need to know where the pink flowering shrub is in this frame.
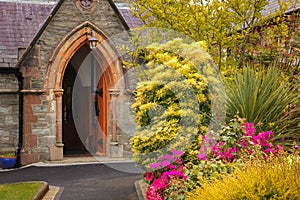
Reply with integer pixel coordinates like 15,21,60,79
144,149,187,200
144,117,285,199
199,118,283,164
183,116,285,194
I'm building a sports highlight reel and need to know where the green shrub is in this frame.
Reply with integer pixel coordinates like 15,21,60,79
129,38,214,169
188,152,300,200
224,65,300,148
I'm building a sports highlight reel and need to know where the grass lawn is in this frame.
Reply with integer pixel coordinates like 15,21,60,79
0,182,44,200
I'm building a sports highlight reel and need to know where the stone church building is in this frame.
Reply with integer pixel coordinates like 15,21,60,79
1,0,298,167
0,0,142,165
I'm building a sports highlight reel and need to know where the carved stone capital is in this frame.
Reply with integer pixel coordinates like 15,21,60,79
53,89,64,98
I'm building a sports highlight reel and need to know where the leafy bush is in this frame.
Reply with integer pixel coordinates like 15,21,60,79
224,66,300,148
130,39,214,169
184,116,283,190
188,152,300,200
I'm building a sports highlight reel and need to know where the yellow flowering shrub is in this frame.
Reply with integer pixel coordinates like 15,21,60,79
188,152,300,200
129,38,213,169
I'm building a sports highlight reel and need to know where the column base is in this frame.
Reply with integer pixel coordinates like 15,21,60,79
49,143,64,161
108,142,123,158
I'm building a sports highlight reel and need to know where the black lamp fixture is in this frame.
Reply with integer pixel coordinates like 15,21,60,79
88,30,98,50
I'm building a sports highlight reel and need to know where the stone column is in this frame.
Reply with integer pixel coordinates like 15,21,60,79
50,89,64,161
109,89,120,142
108,89,123,157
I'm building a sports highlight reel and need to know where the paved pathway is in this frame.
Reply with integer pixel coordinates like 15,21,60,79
0,162,142,200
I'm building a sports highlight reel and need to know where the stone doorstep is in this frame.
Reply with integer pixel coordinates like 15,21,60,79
40,156,133,165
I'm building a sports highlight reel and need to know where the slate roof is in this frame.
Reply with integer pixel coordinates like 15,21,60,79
0,0,143,68
117,4,144,29
262,0,300,16
0,1,54,68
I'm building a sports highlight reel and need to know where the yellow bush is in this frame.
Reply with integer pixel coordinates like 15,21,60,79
130,38,213,169
188,153,300,200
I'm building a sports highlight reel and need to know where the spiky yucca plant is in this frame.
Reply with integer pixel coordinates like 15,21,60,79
225,66,300,148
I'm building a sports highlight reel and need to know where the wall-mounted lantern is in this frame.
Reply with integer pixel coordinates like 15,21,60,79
88,30,98,50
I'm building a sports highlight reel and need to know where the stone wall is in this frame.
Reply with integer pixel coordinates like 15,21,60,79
0,73,19,153
22,91,57,163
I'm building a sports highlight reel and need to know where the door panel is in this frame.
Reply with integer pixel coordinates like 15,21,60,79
95,74,107,155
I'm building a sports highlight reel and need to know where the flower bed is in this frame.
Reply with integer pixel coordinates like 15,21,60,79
141,116,298,200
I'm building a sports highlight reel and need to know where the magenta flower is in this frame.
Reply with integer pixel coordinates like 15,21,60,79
171,149,184,156
198,153,208,161
158,156,163,161
161,160,171,167
146,185,164,200
152,178,167,189
163,154,173,160
264,147,276,154
144,172,155,181
161,170,187,179
150,162,161,169
168,164,176,170
276,144,284,151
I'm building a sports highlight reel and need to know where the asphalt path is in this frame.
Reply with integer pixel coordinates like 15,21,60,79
0,162,142,200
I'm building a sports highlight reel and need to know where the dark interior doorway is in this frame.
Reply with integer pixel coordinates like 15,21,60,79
62,44,107,157
62,63,89,156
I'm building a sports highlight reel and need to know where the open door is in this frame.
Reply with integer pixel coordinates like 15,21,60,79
94,73,107,155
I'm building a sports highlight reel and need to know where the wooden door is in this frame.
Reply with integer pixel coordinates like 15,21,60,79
95,74,107,155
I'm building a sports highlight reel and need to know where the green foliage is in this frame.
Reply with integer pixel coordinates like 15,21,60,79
224,65,300,147
0,153,16,158
130,0,299,74
130,39,213,169
187,152,300,200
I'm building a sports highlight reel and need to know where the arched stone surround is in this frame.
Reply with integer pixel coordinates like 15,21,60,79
46,21,125,160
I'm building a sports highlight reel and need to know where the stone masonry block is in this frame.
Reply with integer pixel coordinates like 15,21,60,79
21,67,39,77
24,95,41,105
32,105,49,113
21,152,39,166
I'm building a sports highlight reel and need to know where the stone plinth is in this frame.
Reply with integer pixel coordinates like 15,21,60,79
108,142,123,158
49,143,64,161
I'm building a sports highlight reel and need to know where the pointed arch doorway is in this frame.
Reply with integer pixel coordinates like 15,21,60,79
47,22,125,161
62,44,108,156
